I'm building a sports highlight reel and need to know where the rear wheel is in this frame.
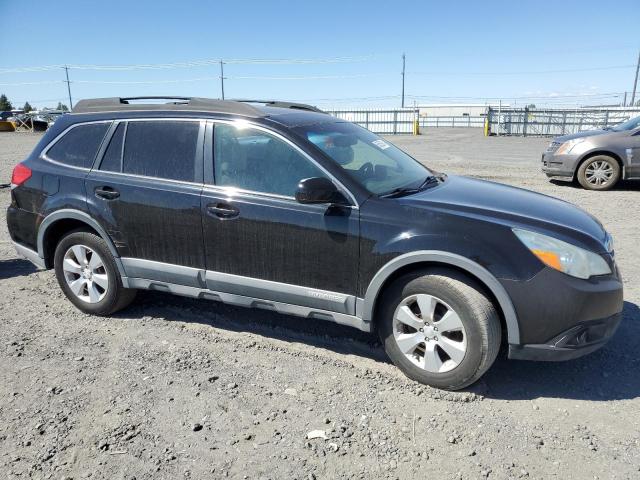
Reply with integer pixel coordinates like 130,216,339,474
377,269,501,390
54,230,136,315
577,155,620,191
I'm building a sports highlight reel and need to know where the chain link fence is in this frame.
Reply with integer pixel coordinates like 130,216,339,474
487,107,640,137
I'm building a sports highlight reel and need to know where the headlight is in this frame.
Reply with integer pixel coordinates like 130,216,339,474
555,138,585,155
513,228,611,279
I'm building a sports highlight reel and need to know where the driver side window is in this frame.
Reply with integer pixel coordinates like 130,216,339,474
213,124,327,197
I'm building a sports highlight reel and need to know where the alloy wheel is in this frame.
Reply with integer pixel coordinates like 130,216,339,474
585,160,615,187
62,244,109,303
392,293,467,373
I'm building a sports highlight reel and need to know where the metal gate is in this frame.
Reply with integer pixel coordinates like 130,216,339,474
487,107,640,137
325,109,418,134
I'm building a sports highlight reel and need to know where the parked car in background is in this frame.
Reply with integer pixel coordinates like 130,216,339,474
8,97,623,390
542,116,640,190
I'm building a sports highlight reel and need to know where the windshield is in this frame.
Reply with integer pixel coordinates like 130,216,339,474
611,116,640,131
294,121,431,195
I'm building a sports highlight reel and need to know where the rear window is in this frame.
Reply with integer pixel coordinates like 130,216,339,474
122,121,199,182
46,123,109,168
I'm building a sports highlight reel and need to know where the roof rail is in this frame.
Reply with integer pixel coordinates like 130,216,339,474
233,99,324,113
71,97,266,117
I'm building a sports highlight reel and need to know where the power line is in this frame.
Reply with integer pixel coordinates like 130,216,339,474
408,65,636,76
1,73,386,87
406,92,626,100
0,55,379,74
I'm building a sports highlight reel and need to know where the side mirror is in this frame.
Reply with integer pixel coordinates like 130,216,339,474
295,177,348,205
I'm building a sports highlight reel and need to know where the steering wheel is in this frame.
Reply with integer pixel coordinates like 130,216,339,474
358,162,374,179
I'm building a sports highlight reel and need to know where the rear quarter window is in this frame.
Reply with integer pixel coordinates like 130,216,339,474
46,122,110,168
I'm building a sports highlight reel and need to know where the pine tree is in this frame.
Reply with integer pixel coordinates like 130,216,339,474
0,94,13,111
56,102,69,112
23,102,33,113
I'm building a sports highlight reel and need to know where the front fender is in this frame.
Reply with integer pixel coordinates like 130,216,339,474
359,250,521,344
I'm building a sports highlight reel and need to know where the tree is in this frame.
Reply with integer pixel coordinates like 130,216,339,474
56,102,69,112
0,94,12,111
23,102,33,113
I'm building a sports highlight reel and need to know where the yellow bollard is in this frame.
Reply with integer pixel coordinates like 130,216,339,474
413,119,420,135
484,118,489,137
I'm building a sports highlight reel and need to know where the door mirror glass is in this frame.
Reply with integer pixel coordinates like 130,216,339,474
295,177,348,205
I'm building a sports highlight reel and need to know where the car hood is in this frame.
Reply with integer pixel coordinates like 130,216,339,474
400,175,608,252
554,129,609,142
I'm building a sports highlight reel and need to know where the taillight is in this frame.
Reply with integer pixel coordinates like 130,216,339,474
11,163,32,186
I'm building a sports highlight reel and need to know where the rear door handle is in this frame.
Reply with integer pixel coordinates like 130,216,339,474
94,186,120,200
206,202,239,219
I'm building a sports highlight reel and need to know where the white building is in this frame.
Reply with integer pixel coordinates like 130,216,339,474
417,103,510,118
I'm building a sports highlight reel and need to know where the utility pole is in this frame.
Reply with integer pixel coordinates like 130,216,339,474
631,49,640,107
623,91,627,107
401,53,406,108
63,65,73,110
219,60,226,100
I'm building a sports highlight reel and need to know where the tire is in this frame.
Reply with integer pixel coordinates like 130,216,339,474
377,269,501,390
54,230,136,315
576,155,620,191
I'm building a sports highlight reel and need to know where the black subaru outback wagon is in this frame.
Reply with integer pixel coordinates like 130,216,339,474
7,97,623,390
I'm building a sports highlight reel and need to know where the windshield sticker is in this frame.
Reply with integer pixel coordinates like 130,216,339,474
372,139,391,150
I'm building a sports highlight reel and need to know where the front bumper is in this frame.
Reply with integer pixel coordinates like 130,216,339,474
502,262,623,361
508,312,622,361
541,150,580,178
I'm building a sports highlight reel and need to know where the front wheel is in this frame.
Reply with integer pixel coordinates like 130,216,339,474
377,269,501,390
576,155,620,191
54,230,136,315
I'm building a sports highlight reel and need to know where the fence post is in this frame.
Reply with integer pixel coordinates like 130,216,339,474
485,108,492,136
365,111,369,130
523,107,529,137
393,111,397,134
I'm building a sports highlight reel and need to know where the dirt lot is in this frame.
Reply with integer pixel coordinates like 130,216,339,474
1,129,639,480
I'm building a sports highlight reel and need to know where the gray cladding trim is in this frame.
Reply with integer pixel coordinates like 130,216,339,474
121,258,203,288
13,241,46,269
119,257,358,317
126,278,370,332
37,209,127,277
205,270,356,315
361,250,521,344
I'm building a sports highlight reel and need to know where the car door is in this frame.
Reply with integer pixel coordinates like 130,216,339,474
85,118,206,287
626,128,640,178
200,120,360,315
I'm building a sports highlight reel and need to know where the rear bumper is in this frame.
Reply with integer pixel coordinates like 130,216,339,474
508,313,622,361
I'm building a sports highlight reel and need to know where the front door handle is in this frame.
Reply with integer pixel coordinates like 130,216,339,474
94,186,120,200
206,202,239,219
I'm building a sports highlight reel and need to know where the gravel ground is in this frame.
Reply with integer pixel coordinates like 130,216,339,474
1,129,639,480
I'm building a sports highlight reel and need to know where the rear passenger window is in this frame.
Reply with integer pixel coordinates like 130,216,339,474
99,123,125,172
122,121,199,182
46,123,109,168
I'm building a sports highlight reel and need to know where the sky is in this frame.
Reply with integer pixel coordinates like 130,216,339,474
0,0,639,110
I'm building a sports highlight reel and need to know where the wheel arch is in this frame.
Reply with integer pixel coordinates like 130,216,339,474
37,209,126,277
575,150,624,179
360,251,520,344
